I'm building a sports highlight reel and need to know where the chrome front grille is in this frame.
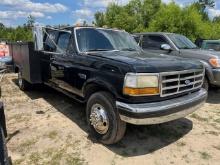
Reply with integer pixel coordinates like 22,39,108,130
160,69,204,97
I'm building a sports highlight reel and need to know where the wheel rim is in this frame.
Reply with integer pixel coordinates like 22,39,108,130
90,104,109,134
18,72,23,87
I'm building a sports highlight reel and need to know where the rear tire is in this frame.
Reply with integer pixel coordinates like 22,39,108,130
86,91,126,144
18,70,30,91
202,77,209,91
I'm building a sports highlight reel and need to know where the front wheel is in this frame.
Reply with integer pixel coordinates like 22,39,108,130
86,91,126,144
18,70,30,91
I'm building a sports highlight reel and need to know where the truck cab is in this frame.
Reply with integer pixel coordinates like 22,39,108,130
11,27,207,144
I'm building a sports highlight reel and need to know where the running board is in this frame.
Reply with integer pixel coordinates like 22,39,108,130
44,82,85,103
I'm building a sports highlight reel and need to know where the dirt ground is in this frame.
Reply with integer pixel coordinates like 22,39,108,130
1,73,220,165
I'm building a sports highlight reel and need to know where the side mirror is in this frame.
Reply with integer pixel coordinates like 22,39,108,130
161,44,172,51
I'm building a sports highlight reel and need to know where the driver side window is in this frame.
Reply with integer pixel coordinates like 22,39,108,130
56,32,71,53
142,35,168,50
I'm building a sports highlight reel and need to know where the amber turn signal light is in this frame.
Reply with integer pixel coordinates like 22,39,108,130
123,87,159,96
209,58,220,68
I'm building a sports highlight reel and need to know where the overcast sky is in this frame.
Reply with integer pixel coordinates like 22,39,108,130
0,0,220,27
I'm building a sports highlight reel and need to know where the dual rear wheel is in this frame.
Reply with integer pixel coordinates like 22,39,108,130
18,70,31,91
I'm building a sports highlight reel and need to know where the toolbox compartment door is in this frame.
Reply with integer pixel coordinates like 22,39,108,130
10,42,42,84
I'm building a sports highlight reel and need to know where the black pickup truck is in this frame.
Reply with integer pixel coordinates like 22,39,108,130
10,26,207,144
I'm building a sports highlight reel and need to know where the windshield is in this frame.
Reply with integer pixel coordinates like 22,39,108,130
168,34,197,49
75,28,141,52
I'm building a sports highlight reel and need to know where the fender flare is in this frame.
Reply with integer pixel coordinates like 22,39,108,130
199,60,214,82
82,78,118,99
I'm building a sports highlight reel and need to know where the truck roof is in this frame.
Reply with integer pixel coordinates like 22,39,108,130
46,26,125,32
202,39,220,43
133,32,176,35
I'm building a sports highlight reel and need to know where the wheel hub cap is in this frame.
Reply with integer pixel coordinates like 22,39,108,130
90,104,109,134
18,72,22,87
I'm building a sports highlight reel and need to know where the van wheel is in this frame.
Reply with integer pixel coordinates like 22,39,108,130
202,77,209,91
86,91,126,144
18,71,30,91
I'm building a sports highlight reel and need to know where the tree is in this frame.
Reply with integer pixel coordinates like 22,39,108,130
192,0,215,21
140,0,161,27
147,3,183,34
94,12,106,27
213,16,220,23
27,15,35,28
94,0,162,32
199,0,215,8
105,3,123,27
83,20,88,26
147,2,212,40
0,23,4,29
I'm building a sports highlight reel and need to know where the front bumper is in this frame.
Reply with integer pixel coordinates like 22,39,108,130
116,89,207,125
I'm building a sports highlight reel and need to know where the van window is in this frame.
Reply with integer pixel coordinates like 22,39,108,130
56,32,71,53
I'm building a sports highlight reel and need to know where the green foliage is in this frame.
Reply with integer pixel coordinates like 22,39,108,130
27,15,35,28
93,0,220,41
0,25,33,42
94,12,105,27
0,15,33,42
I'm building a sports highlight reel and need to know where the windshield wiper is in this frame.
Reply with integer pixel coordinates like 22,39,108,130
120,48,137,51
86,49,113,52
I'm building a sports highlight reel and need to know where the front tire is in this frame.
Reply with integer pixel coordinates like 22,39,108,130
86,91,126,144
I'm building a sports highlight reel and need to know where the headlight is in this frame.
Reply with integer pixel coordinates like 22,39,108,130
123,73,159,96
209,57,220,68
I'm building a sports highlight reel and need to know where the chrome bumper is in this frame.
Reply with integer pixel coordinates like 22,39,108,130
116,89,207,125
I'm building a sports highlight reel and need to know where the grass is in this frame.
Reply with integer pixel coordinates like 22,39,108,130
43,148,55,157
46,130,58,140
213,145,220,150
8,113,31,123
49,148,65,165
43,148,86,165
199,151,212,160
214,118,220,123
29,152,41,164
177,141,186,147
206,131,219,136
65,153,86,165
13,158,25,165
18,138,37,153
190,113,208,122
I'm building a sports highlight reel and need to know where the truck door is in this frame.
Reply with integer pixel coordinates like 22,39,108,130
49,31,78,93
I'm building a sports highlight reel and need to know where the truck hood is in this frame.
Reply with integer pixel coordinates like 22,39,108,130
181,48,220,60
88,51,203,73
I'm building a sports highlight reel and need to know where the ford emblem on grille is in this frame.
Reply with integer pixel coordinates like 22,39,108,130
185,80,191,85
